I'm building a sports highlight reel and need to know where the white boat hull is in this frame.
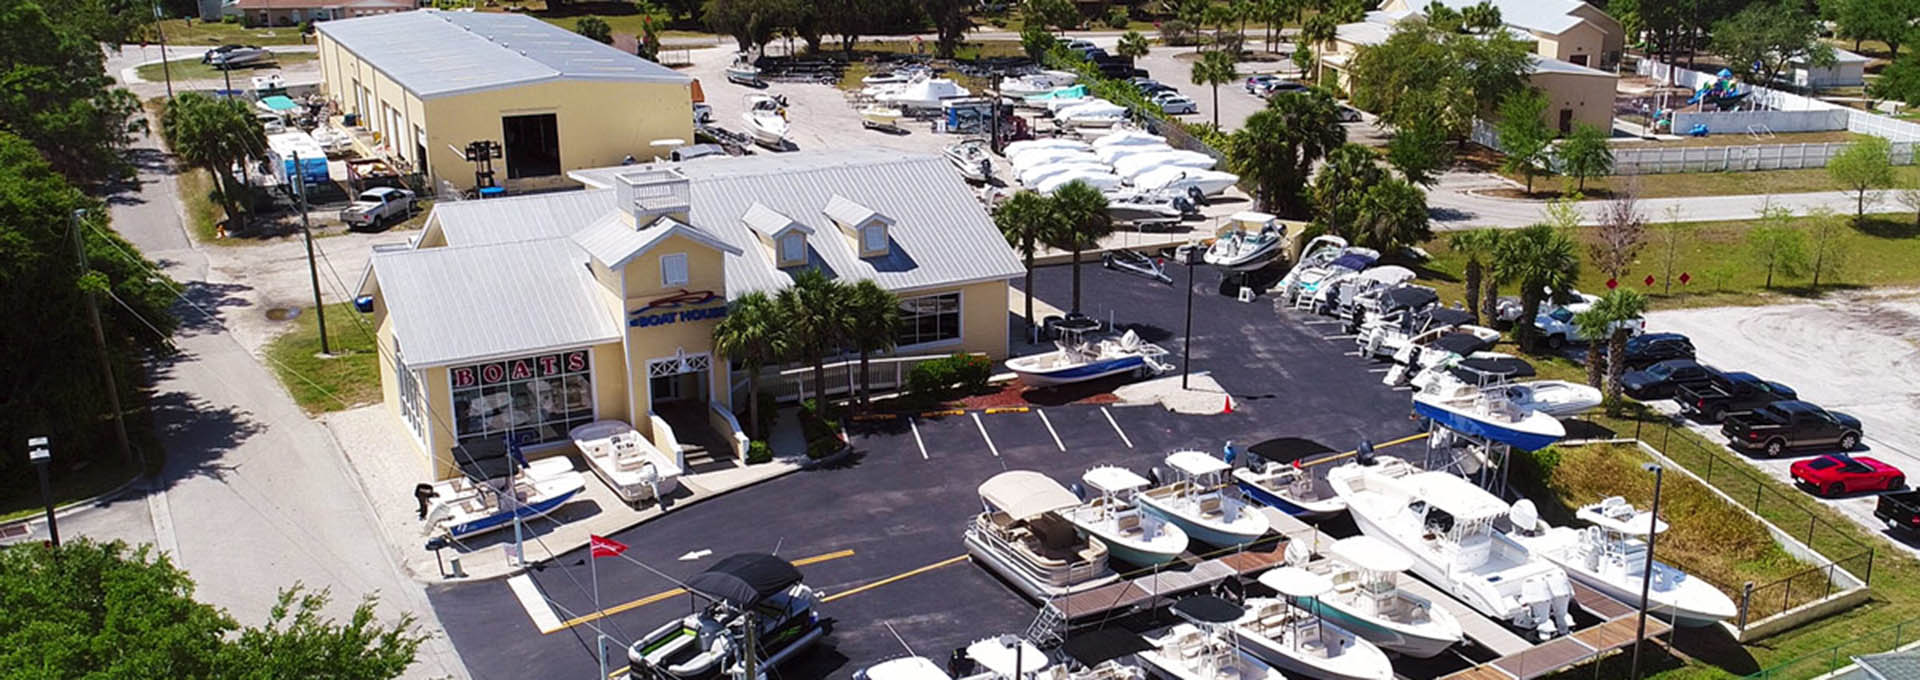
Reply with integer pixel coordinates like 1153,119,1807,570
1312,596,1463,658
1234,600,1393,680
1135,493,1267,548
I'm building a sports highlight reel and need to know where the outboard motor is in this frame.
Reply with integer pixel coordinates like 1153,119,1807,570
1354,438,1376,466
1173,196,1196,216
1070,482,1087,500
1186,185,1207,207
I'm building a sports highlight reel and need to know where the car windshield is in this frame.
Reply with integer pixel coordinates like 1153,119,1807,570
1549,308,1573,322
1806,458,1839,470
1647,363,1673,378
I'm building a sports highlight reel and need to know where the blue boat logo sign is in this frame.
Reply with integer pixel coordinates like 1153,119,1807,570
629,289,727,328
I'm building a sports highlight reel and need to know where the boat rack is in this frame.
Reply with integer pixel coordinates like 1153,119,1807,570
1440,581,1671,680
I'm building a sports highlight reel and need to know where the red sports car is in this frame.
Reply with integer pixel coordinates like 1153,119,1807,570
1790,454,1905,497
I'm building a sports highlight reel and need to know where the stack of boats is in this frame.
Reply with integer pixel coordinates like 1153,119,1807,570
863,67,972,111
1001,130,1237,224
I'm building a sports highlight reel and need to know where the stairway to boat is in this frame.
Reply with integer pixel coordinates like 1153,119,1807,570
657,402,740,475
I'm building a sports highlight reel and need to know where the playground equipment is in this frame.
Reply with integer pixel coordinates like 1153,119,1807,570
1687,69,1749,110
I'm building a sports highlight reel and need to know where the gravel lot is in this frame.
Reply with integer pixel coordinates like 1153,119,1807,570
1647,291,1920,557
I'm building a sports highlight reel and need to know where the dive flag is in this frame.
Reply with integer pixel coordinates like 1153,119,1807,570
590,535,628,559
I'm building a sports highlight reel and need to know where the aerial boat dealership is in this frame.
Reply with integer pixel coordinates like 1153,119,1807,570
58,0,1920,679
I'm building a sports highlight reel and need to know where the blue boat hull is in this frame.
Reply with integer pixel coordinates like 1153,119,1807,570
1010,355,1145,387
447,486,582,539
1413,399,1562,452
1237,479,1334,520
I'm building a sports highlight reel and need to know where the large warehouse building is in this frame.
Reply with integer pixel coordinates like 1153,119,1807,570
357,150,1026,480
315,10,694,192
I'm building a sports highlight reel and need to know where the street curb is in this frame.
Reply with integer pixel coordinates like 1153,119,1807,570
0,473,146,535
438,462,807,585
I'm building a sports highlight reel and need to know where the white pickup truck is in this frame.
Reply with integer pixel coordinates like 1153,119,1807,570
1497,290,1645,348
339,187,417,229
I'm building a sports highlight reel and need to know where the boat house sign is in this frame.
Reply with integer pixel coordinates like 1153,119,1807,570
629,289,728,328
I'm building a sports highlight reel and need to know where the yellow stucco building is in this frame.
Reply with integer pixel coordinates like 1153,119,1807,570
314,10,694,193
357,149,1026,480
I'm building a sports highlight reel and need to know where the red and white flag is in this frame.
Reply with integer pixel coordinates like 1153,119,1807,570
590,535,628,559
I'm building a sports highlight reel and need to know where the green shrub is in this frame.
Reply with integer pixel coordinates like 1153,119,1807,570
222,13,240,24
805,435,843,460
952,353,992,391
1105,8,1129,29
906,353,993,400
746,440,773,464
1160,19,1198,46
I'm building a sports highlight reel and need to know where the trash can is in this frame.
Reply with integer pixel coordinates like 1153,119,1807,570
343,113,359,127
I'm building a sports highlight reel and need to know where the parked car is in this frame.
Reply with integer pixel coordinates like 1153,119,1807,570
1620,358,1718,400
1620,332,1696,369
1875,489,1920,535
204,45,272,69
339,187,417,229
1724,400,1863,457
1245,75,1282,94
1260,81,1308,97
1533,298,1645,349
1098,63,1148,79
1152,92,1198,114
1065,39,1097,53
1790,454,1901,496
1678,371,1797,423
1132,79,1174,96
1335,105,1363,122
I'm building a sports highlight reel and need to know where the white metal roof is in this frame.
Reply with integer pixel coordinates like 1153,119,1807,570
741,202,808,239
315,10,689,99
570,213,740,271
822,194,881,229
372,238,622,367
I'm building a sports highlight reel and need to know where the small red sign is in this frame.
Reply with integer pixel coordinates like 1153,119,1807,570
1644,275,1656,287
1606,278,1618,290
1679,272,1692,285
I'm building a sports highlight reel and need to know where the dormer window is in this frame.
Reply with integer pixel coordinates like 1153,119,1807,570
779,233,806,267
862,224,886,254
823,194,891,259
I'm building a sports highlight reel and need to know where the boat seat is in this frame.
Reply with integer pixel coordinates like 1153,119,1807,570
459,498,486,514
1115,511,1142,536
618,456,650,471
1198,494,1224,517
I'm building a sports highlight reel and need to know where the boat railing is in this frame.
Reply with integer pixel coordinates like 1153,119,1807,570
969,513,1110,587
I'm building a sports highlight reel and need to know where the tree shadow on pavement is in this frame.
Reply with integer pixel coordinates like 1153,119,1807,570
171,280,255,337
139,388,268,493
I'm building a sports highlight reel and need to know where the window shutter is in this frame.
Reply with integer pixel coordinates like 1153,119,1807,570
662,253,689,286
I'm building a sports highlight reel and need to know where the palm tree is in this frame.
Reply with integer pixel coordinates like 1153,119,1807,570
161,92,265,231
1571,305,1611,389
713,292,785,438
774,269,853,411
1492,224,1579,352
1227,89,1346,218
845,280,902,405
1044,181,1113,315
1595,289,1649,412
1447,229,1501,326
1202,3,1235,51
1299,14,1338,81
1117,30,1150,59
995,190,1063,337
1191,48,1240,129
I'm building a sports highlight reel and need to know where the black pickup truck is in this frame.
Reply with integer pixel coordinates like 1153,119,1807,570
1722,400,1863,457
1877,490,1920,536
1677,371,1797,423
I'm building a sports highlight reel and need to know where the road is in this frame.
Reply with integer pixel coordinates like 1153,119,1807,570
60,115,469,678
1426,171,1876,229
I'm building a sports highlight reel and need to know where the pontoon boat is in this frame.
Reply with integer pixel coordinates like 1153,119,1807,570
627,553,828,680
964,470,1120,600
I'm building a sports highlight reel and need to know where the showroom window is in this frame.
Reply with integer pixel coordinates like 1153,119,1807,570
449,349,593,448
895,292,961,348
395,339,426,445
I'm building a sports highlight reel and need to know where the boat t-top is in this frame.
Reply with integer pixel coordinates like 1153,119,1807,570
1138,597,1289,680
1137,451,1270,549
1063,466,1190,566
1006,322,1170,388
420,456,585,540
1309,536,1464,658
1050,629,1152,680
1508,497,1738,627
1231,437,1347,520
1235,567,1394,680
1202,212,1287,272
1326,464,1575,639
1412,355,1569,452
965,470,1120,600
626,553,828,680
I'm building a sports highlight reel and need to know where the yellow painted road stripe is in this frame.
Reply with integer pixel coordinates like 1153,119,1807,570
821,555,969,604
545,549,855,633
1296,432,1431,468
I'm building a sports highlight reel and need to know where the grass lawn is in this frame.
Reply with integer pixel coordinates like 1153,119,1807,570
177,166,226,244
263,302,381,414
485,1,711,38
135,51,317,83
147,18,310,46
1412,212,1920,312
1484,166,1920,201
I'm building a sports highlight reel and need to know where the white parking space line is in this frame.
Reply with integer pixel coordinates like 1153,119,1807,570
1102,407,1134,448
1367,367,1391,373
1343,351,1363,357
1302,319,1341,325
972,411,1000,457
1037,409,1066,452
507,575,563,633
1322,334,1355,341
910,418,928,460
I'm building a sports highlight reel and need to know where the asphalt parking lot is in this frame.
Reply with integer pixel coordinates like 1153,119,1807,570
425,261,1435,680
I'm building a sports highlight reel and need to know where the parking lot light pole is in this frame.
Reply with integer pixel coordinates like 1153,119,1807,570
29,437,57,547
1630,462,1664,680
1181,246,1201,390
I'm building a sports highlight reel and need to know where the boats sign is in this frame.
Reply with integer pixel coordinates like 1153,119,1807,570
629,289,727,328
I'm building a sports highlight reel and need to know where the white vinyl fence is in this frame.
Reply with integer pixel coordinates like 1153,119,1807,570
1638,58,1920,141
1472,119,1916,175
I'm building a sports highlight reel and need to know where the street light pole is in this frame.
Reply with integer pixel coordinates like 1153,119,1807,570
1181,246,1200,390
153,1,173,100
1630,462,1665,680
28,437,57,547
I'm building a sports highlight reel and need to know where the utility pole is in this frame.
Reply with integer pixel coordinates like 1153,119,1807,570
1630,463,1666,680
71,210,139,473
29,437,57,547
292,152,330,354
153,1,174,100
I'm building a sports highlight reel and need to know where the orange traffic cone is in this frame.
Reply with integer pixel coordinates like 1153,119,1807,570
1222,395,1233,414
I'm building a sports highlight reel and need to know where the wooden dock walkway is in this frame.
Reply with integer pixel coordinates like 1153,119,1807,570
1437,582,1672,680
1055,543,1291,621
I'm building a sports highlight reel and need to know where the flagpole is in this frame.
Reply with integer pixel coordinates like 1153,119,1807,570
594,545,606,680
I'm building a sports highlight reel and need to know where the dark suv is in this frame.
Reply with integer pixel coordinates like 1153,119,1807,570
1620,332,1694,369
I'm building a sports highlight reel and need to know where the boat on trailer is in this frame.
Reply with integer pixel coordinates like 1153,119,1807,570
1412,355,1569,452
570,420,682,505
626,553,829,680
1202,212,1287,272
421,456,585,540
1006,327,1170,388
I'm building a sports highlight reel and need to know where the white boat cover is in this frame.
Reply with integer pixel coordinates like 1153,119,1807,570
1082,466,1153,494
1019,161,1110,186
1092,130,1167,147
861,657,952,680
1010,148,1099,171
1095,143,1174,164
1046,96,1100,114
966,638,1049,677
978,470,1079,520
1131,167,1239,194
1003,139,1092,156
1165,450,1232,476
1035,170,1122,193
1057,101,1128,123
1112,150,1218,179
878,78,970,108
1329,535,1415,573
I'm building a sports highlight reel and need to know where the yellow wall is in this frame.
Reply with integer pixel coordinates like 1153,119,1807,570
423,80,694,193
1530,71,1618,133
1545,22,1607,66
421,364,457,480
317,32,694,193
593,343,630,425
616,233,732,436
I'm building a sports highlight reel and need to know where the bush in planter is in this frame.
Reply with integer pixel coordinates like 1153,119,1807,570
951,353,992,392
805,435,843,460
746,440,773,464
906,358,958,399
